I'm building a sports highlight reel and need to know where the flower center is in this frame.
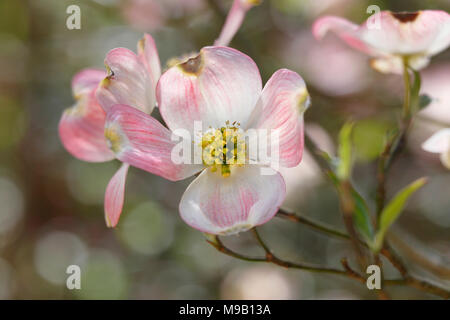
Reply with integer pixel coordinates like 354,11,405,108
200,121,246,177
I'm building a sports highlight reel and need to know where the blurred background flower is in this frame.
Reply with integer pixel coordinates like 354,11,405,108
220,265,301,299
0,0,449,299
419,63,450,125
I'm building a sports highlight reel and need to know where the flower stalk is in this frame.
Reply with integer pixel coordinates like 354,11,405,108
274,134,450,298
207,230,365,280
402,58,412,122
375,59,415,218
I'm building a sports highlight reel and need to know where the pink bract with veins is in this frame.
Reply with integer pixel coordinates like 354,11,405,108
105,46,310,235
59,34,161,228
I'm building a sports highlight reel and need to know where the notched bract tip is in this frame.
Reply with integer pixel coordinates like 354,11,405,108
101,64,115,87
137,37,146,53
178,53,204,75
391,11,421,23
297,88,311,114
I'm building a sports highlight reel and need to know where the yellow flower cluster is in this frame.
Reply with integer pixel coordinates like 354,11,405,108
201,122,246,177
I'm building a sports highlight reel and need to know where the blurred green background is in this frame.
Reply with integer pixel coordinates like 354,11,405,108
0,0,449,299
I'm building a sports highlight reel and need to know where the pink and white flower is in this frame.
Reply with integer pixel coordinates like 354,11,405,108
313,10,450,74
59,34,161,227
105,46,310,235
422,129,450,169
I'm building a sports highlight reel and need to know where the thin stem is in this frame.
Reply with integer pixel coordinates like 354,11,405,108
376,136,393,217
305,134,368,265
277,207,450,298
293,117,450,297
381,245,449,297
277,209,350,240
384,276,450,299
305,134,367,266
380,245,408,278
403,277,450,299
402,58,412,121
207,234,358,278
388,232,450,279
277,209,373,252
371,61,448,296
207,229,450,298
251,228,271,255
207,237,266,263
338,181,367,268
376,61,413,217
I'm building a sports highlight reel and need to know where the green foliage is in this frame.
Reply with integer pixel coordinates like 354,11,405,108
411,69,421,104
337,122,354,181
410,70,432,113
373,177,428,252
418,94,432,110
351,188,374,244
410,69,421,114
325,157,374,245
353,120,390,161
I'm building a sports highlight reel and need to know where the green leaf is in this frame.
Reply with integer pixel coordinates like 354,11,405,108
353,120,390,161
325,155,374,245
374,177,428,252
351,188,374,243
321,141,373,245
410,69,427,113
411,69,421,102
418,94,432,110
337,122,354,180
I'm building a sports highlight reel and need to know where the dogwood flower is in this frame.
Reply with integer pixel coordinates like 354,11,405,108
422,129,450,169
59,34,161,227
313,10,450,74
104,46,310,235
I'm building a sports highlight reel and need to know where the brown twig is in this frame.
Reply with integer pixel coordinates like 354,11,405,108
340,257,389,301
376,133,395,217
305,134,368,267
338,181,368,268
376,61,414,218
275,207,450,298
277,208,350,240
207,227,450,298
340,257,366,284
303,120,450,298
388,232,450,279
207,233,353,277
380,245,408,278
403,277,450,299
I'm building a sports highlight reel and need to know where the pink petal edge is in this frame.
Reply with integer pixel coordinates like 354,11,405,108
104,163,129,228
105,104,203,181
157,46,262,134
179,165,286,235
